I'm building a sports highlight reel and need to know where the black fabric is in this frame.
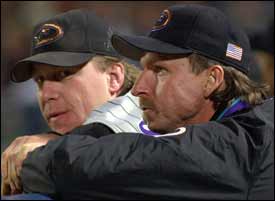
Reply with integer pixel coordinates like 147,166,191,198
46,131,63,137
69,123,115,138
46,123,115,138
21,98,274,200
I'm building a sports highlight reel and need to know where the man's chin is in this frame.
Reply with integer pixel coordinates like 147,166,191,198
51,127,67,135
146,121,166,134
49,122,71,135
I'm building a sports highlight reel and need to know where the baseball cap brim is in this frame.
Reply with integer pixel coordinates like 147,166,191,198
11,51,95,82
111,34,193,61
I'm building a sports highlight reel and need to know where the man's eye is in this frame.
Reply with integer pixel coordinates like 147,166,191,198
154,66,168,75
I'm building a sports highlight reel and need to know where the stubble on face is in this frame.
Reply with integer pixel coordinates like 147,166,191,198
137,53,210,133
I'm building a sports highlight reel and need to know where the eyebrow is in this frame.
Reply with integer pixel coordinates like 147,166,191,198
140,54,160,67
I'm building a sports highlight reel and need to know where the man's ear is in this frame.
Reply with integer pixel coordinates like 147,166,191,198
203,65,224,98
106,62,125,97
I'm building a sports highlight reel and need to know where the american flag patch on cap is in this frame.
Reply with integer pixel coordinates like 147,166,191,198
226,43,243,61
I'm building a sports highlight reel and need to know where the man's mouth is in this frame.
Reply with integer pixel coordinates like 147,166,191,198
140,101,155,111
47,111,68,121
141,107,153,112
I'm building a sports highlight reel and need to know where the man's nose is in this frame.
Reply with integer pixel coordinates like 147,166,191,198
131,71,153,97
40,80,60,102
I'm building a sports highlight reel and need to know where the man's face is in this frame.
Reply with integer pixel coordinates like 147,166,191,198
33,59,112,134
132,53,210,133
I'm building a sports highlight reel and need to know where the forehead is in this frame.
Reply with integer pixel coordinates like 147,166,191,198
140,52,189,66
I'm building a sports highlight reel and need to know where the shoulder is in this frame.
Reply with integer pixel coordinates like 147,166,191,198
84,93,143,133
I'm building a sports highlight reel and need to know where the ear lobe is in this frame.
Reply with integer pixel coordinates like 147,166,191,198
107,63,125,96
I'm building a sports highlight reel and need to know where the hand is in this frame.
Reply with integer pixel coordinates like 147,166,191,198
1,133,60,195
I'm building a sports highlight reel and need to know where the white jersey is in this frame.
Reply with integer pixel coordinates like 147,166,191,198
83,92,143,133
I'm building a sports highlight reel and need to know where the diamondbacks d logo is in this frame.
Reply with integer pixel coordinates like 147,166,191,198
152,9,171,31
34,24,64,48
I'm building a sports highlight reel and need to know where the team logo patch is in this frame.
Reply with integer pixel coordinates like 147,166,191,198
152,9,171,31
34,23,64,48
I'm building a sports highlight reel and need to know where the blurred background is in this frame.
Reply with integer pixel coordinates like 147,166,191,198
1,1,274,153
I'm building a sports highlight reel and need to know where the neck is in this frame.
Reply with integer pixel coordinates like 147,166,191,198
184,101,216,126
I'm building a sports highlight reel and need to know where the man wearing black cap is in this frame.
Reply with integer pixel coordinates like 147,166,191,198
9,8,140,135
1,9,142,196
7,4,273,200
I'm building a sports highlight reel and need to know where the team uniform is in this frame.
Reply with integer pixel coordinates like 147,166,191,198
82,91,143,133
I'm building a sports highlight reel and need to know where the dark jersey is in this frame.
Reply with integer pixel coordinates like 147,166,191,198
21,98,274,200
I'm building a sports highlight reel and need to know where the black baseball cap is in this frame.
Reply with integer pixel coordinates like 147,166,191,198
11,9,119,82
111,4,253,74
